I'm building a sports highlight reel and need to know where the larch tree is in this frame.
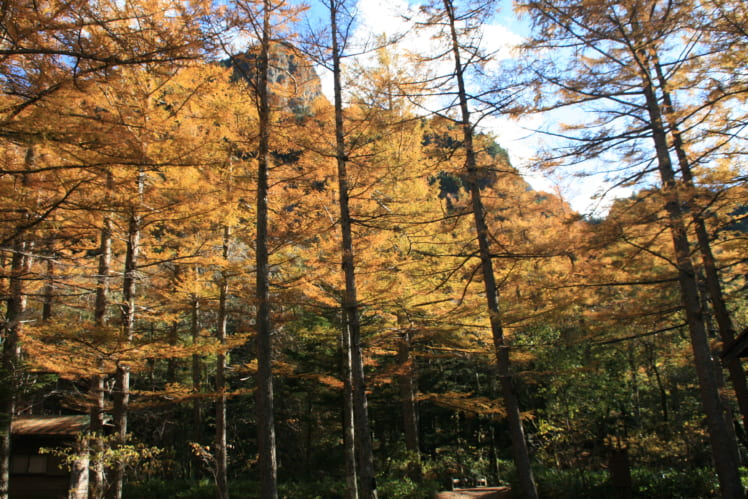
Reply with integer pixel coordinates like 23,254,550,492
651,51,748,432
137,60,254,496
0,2,210,495
299,0,385,496
250,2,278,495
192,68,255,499
90,167,114,498
342,44,505,465
98,66,164,499
15,58,249,494
407,1,540,496
222,0,310,495
0,109,105,496
330,1,379,495
37,63,237,497
288,93,361,496
0,146,35,499
517,0,745,496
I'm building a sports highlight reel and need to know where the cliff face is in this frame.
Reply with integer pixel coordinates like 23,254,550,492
227,42,323,115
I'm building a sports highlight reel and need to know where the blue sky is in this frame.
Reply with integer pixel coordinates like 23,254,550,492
301,0,625,216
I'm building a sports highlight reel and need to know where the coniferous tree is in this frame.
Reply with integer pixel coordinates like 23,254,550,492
407,1,540,496
518,0,745,495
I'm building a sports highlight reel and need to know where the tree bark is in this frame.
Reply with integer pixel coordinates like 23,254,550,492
397,329,419,456
191,297,203,478
108,171,142,499
215,226,231,499
441,1,538,497
341,315,360,499
42,249,54,321
90,198,112,499
255,3,278,497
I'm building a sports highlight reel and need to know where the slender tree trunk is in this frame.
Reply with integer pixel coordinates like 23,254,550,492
255,3,277,497
644,343,669,422
489,424,501,484
91,198,112,499
341,315,359,499
627,344,642,421
641,65,743,498
397,327,421,482
215,226,231,499
191,297,203,478
653,59,748,433
94,212,113,328
89,372,106,498
329,3,378,496
1,150,35,499
441,1,538,497
108,171,143,499
42,249,54,321
167,322,179,384
397,329,419,456
0,238,30,499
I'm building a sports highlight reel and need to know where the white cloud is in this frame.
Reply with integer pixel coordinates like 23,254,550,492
354,0,412,37
482,23,524,63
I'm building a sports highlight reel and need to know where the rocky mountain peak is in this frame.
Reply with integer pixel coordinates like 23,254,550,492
226,41,323,115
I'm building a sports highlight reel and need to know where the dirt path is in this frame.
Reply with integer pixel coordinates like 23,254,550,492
434,486,511,498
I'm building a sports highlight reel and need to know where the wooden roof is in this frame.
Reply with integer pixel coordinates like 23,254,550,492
11,415,89,436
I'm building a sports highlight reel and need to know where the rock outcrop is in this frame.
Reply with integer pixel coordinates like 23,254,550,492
226,41,323,116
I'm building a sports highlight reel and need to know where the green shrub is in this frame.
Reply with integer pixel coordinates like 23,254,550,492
277,476,345,498
124,478,215,499
533,467,611,499
529,466,728,498
632,467,719,498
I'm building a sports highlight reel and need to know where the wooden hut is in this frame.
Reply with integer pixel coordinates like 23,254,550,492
10,415,89,499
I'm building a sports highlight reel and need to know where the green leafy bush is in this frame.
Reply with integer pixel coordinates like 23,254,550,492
124,478,215,499
631,467,719,498
533,468,611,499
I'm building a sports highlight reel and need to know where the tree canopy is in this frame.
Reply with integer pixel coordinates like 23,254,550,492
0,1,746,498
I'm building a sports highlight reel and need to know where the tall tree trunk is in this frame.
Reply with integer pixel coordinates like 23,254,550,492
397,328,419,456
653,59,748,433
166,322,179,384
1,149,34,499
42,248,54,321
329,3,378,496
255,3,277,497
0,238,30,499
640,63,743,498
644,342,669,422
91,197,112,499
108,171,143,499
627,344,642,421
442,1,538,497
191,297,203,478
215,226,231,499
192,298,202,397
341,315,359,499
397,327,421,482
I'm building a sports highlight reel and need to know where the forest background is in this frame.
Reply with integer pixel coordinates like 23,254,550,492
0,0,746,498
